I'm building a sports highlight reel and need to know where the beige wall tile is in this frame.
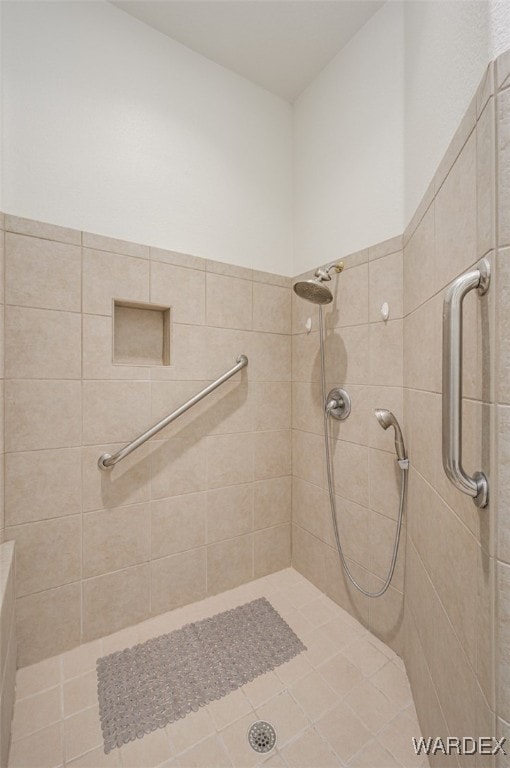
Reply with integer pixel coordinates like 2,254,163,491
403,294,442,393
206,432,254,488
496,49,510,90
408,468,479,667
333,495,369,565
497,249,510,404
151,492,206,559
82,380,151,445
201,326,251,381
368,448,401,521
5,233,81,311
151,547,206,615
498,406,510,562
254,430,291,480
292,429,324,488
150,245,205,271
476,62,494,117
253,282,291,334
369,320,403,387
250,331,291,382
207,534,253,594
5,380,82,451
324,263,368,329
497,560,510,721
331,440,369,507
292,524,326,595
369,511,405,592
253,476,291,530
82,442,151,512
82,248,149,315
292,477,331,545
369,579,404,656
150,380,212,441
435,94,476,194
203,382,253,436
291,381,323,435
113,304,168,367
403,204,435,316
369,235,403,261
82,231,149,259
292,332,320,383
82,563,151,641
206,259,252,280
151,323,208,381
16,583,81,666
150,437,208,498
406,541,477,737
329,325,369,387
206,483,253,543
252,382,291,432
499,88,510,247
5,306,81,379
150,261,205,325
5,214,81,245
252,269,291,288
6,516,81,597
369,251,403,323
83,503,150,578
206,272,252,330
5,448,82,525
82,314,149,380
435,132,477,287
477,98,496,257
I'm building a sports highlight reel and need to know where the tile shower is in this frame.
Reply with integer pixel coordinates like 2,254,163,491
0,16,510,768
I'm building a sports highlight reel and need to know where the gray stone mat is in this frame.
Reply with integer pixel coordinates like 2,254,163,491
96,596,306,753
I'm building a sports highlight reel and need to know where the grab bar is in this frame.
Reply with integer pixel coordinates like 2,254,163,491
98,354,248,470
442,259,489,508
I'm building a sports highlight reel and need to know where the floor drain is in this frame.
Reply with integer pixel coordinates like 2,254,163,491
248,721,277,753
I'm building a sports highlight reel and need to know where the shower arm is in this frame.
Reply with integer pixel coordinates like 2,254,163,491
97,355,248,470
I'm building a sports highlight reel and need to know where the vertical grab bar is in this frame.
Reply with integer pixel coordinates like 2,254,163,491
442,258,490,508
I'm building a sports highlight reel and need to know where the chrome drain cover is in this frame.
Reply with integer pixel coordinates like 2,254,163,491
248,721,277,753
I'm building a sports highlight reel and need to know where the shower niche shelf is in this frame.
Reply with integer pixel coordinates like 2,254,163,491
113,300,171,366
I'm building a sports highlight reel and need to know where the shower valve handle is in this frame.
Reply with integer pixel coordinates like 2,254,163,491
325,388,351,421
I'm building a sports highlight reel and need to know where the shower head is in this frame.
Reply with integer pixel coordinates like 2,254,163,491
293,262,344,305
375,409,407,462
293,278,333,305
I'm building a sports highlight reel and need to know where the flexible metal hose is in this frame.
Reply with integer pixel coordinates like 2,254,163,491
318,306,406,598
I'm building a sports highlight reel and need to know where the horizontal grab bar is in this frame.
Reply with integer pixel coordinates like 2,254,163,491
442,259,489,508
98,354,248,471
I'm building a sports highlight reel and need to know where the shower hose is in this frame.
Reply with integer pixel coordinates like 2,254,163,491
318,305,407,598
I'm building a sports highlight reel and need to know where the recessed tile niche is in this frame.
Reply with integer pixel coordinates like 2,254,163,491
113,300,171,366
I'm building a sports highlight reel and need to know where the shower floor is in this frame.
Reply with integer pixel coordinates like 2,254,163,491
8,569,427,768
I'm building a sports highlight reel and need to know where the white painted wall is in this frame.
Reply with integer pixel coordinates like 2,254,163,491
404,1,491,220
293,1,405,275
1,1,293,274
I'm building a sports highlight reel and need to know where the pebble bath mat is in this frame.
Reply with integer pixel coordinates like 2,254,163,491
96,596,307,752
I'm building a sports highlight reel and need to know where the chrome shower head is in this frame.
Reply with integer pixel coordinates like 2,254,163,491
375,409,406,462
293,278,333,305
293,262,344,305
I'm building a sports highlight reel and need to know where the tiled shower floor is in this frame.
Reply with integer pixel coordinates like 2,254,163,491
8,569,427,768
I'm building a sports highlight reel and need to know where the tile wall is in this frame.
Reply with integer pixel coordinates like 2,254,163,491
291,235,406,655
495,49,510,764
1,217,292,666
402,61,497,765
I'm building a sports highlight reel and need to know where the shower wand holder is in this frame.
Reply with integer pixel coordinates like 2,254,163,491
325,388,351,420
